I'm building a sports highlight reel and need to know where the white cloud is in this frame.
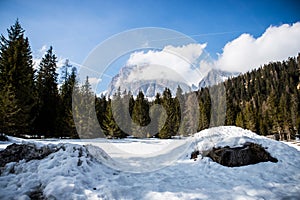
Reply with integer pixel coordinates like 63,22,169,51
39,45,48,54
216,22,300,72
89,77,101,85
126,43,208,85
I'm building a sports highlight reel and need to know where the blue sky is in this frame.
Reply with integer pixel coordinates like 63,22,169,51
1,0,299,61
0,0,299,92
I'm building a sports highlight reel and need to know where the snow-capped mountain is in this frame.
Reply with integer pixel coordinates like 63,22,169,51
106,65,239,97
106,64,191,97
198,69,240,88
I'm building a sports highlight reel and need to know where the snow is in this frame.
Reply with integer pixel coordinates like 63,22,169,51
1,126,300,199
282,141,300,151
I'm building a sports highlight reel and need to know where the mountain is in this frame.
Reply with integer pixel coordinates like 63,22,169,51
198,69,240,88
106,65,239,97
106,64,191,97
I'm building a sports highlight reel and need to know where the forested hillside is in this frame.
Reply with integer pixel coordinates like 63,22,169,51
1,21,299,139
224,55,300,139
96,55,300,139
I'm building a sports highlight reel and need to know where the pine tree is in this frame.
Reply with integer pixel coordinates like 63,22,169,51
180,92,199,136
0,20,36,136
102,98,122,138
235,112,245,128
174,86,183,135
96,94,107,134
57,64,78,138
244,101,256,132
290,94,298,135
111,87,128,138
198,89,210,131
149,93,163,137
73,76,100,138
132,91,151,138
35,46,59,137
158,88,175,139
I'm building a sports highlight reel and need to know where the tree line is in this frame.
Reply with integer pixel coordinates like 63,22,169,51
223,55,300,139
1,20,299,139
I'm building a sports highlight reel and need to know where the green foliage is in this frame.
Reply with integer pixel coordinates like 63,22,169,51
1,20,299,140
0,20,36,136
57,64,78,138
101,98,122,138
34,46,59,137
72,76,101,138
132,91,151,138
224,54,300,139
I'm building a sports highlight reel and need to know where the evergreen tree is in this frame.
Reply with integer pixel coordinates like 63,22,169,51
102,98,122,137
73,76,100,138
198,88,210,131
235,112,245,128
244,101,256,132
0,20,36,136
35,46,59,137
180,92,199,136
173,86,183,135
132,91,151,138
158,88,175,139
149,93,163,137
96,94,107,134
58,65,78,138
110,87,128,138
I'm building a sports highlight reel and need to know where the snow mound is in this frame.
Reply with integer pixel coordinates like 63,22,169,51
0,142,115,199
0,126,299,199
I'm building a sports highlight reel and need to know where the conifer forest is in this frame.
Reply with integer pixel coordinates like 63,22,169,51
1,21,300,139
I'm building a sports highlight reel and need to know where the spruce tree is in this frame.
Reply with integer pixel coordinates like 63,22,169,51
132,91,151,138
149,93,163,137
181,92,199,136
111,87,128,138
35,46,59,137
58,66,78,138
102,98,122,138
74,76,100,138
0,20,36,136
158,88,175,139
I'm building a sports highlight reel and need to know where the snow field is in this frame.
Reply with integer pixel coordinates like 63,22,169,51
0,126,299,199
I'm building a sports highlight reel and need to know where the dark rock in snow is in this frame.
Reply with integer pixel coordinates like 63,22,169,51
0,143,58,168
29,186,46,200
204,142,278,167
0,133,8,141
190,150,200,161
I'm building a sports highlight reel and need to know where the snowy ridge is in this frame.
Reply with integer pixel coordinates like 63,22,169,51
1,126,300,199
105,64,238,98
198,69,240,88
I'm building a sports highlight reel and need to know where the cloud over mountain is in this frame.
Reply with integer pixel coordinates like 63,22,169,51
126,43,208,86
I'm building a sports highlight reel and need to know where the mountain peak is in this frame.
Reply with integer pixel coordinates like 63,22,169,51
106,65,239,98
198,69,240,88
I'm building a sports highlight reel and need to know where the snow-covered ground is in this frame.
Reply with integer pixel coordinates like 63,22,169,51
1,126,300,199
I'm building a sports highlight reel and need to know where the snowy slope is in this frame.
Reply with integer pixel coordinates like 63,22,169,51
1,126,300,199
198,69,239,88
106,64,191,97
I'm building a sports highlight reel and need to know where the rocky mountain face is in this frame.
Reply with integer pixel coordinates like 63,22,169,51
198,69,240,89
106,65,239,97
106,65,191,97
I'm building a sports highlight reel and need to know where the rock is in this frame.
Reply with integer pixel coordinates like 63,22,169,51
190,150,200,161
0,143,58,168
205,142,278,167
0,133,8,141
